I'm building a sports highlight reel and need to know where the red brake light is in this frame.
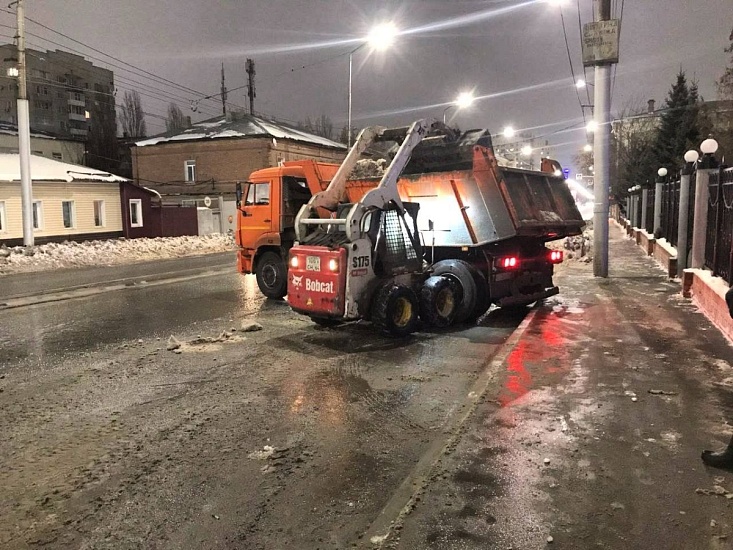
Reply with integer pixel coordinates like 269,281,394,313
498,256,519,269
549,250,563,264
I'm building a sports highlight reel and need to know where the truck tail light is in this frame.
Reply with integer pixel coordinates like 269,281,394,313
548,250,563,264
497,256,519,270
328,258,339,272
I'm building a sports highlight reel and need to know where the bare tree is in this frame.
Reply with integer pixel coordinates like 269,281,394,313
165,103,187,133
119,90,147,137
314,114,333,140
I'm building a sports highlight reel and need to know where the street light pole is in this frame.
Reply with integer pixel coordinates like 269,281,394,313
15,0,33,246
592,0,613,277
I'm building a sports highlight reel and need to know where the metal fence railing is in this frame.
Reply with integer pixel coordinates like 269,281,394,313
660,179,680,245
645,186,655,234
705,167,733,285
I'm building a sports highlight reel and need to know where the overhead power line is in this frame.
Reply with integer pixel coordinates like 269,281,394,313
0,8,243,114
559,6,587,126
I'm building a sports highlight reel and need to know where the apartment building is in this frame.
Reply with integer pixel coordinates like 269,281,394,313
0,45,114,140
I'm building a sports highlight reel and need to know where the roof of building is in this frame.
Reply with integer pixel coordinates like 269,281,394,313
0,154,128,183
134,113,347,150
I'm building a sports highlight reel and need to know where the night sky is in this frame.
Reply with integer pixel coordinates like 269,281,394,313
13,0,733,169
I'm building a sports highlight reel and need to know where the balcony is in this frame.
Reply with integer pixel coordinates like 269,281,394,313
69,127,87,136
68,113,87,122
67,98,85,107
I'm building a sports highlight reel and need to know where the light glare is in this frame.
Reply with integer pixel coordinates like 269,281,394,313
583,144,592,152
576,79,586,89
367,22,398,51
586,120,598,132
521,145,532,156
455,91,475,109
503,126,515,138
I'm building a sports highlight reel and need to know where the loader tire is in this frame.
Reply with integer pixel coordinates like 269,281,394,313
432,259,481,323
372,284,419,337
255,251,287,299
420,275,461,328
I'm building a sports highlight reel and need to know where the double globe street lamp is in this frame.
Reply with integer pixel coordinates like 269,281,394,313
442,91,475,124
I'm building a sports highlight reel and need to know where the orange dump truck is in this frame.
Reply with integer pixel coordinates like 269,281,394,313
235,124,584,328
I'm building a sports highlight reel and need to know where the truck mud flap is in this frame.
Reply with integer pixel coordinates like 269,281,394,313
498,286,559,307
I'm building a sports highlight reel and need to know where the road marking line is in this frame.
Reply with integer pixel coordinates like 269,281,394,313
361,306,541,548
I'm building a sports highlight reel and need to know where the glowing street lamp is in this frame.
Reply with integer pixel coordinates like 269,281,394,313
348,22,399,147
583,144,592,152
503,125,515,139
586,120,598,133
443,91,475,123
521,145,532,156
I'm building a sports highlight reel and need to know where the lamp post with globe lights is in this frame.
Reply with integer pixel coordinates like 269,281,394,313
676,149,699,275
653,167,667,236
691,138,719,268
347,22,398,147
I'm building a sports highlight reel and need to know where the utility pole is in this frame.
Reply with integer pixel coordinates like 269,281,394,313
246,59,256,116
15,0,32,246
220,62,227,116
585,0,617,277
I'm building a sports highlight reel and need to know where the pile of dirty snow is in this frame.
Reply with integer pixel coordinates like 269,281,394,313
0,234,236,275
349,158,387,179
548,222,594,263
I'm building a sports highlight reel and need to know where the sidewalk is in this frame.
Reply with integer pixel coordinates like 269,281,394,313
394,222,733,549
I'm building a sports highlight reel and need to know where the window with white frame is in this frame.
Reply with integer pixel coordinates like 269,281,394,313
185,160,196,182
62,200,75,229
129,199,143,227
93,200,105,227
32,200,43,230
0,201,6,232
52,152,62,160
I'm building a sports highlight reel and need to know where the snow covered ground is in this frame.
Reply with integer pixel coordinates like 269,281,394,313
0,234,237,275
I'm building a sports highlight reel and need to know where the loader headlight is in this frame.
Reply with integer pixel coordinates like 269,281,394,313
328,258,339,272
290,256,299,268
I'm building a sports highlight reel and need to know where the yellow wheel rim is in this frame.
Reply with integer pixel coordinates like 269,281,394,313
435,288,455,318
393,297,413,328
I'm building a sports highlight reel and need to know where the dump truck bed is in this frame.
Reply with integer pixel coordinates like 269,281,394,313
342,143,584,248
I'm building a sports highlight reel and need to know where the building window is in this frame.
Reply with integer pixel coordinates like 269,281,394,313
94,200,105,227
129,199,143,228
32,200,43,230
185,160,196,182
52,152,62,160
0,201,5,232
62,200,75,229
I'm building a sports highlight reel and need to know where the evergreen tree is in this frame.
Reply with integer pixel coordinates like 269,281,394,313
653,71,703,171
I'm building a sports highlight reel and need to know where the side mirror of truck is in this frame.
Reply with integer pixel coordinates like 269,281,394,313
235,182,242,208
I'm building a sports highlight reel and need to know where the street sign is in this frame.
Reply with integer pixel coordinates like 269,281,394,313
582,20,620,66
203,196,212,207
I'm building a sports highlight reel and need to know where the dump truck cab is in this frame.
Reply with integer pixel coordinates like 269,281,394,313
235,161,338,298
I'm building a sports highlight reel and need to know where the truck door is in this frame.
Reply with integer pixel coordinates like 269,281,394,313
243,180,273,236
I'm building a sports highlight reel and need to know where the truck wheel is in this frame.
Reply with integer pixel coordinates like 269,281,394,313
255,251,287,299
372,284,419,337
431,259,477,323
420,276,461,328
469,269,491,321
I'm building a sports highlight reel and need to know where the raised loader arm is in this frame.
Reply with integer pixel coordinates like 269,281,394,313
295,120,429,243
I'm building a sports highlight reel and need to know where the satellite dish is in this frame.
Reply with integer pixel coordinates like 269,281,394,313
203,196,212,207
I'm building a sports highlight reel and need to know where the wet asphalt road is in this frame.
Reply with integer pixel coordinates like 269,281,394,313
0,261,527,549
4,228,733,550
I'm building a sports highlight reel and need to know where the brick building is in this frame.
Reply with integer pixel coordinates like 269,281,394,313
132,111,346,205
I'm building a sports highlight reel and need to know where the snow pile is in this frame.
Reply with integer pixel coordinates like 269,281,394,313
349,158,387,179
0,234,236,275
548,222,594,263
